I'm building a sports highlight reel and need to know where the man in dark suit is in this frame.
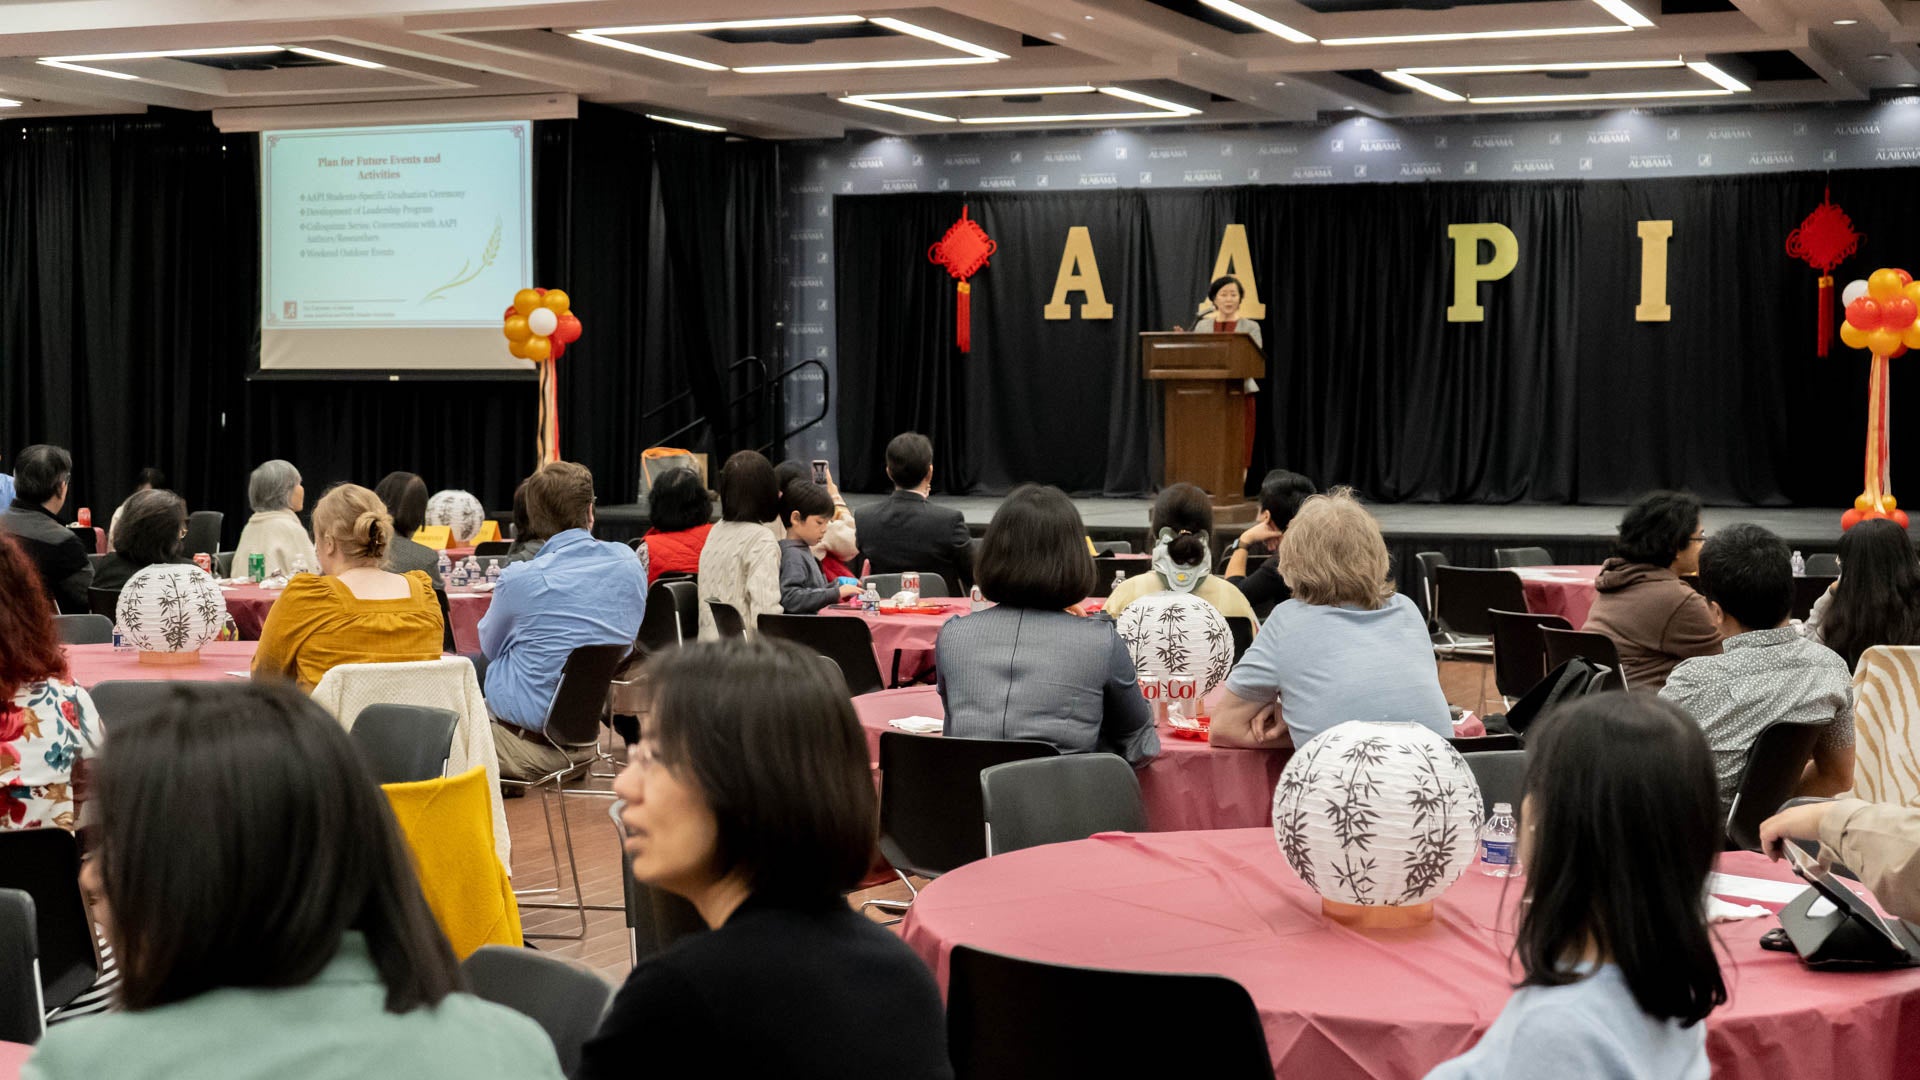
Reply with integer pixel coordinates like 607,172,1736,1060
860,432,973,592
0,444,92,614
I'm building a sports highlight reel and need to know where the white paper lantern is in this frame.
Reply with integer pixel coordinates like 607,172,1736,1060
1114,592,1234,695
426,489,487,545
116,564,229,661
1272,721,1483,920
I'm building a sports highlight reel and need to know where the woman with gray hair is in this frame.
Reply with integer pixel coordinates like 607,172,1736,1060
231,459,319,579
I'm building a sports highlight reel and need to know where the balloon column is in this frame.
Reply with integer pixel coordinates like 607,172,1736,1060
502,289,584,464
1837,268,1917,530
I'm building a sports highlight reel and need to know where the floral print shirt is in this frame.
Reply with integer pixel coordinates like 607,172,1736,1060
1,678,103,831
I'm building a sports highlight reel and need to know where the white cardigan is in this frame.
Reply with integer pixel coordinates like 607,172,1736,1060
231,508,319,578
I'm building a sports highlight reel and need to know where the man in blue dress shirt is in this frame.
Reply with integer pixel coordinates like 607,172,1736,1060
480,461,646,781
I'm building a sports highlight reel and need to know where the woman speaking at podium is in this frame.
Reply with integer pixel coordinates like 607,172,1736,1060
1177,276,1261,475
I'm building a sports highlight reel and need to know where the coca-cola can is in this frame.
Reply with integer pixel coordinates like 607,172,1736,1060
1166,675,1200,722
901,570,922,596
193,553,213,576
1136,677,1167,723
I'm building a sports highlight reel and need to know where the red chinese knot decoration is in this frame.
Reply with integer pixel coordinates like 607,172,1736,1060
1785,190,1861,357
928,206,996,353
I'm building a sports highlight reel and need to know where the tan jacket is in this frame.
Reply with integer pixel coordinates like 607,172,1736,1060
1820,798,1920,922
1581,558,1722,692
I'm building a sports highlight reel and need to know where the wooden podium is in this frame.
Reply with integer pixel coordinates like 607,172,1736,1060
1141,332,1267,518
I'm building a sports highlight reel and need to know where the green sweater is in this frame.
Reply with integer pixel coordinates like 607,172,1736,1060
23,934,563,1080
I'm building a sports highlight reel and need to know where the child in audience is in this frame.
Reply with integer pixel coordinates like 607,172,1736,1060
778,479,862,614
1423,693,1723,1080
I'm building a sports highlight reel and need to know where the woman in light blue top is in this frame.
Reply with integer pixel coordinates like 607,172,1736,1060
1211,488,1450,749
1423,693,1725,1080
25,682,563,1080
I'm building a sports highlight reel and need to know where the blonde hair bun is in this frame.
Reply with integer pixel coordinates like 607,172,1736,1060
314,484,395,566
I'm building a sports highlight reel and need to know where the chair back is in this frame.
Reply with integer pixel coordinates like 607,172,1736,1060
1449,733,1522,753
1792,574,1838,623
1092,540,1132,555
216,550,235,578
1848,645,1920,807
706,600,747,640
876,732,1057,879
1725,719,1830,851
351,703,459,784
1434,567,1526,639
184,510,223,558
0,829,97,1012
53,614,113,645
1489,609,1572,700
946,945,1273,1080
756,614,888,696
663,581,700,643
1462,749,1528,818
1806,553,1841,576
85,586,119,620
0,889,42,1044
473,540,512,557
460,946,612,1075
617,837,706,965
382,767,521,958
862,572,952,599
86,679,179,724
1541,627,1627,691
540,644,629,750
432,585,455,653
1226,616,1256,663
1414,550,1447,630
1493,546,1553,568
980,755,1146,856
1501,657,1609,735
85,553,107,573
66,525,96,554
1090,556,1134,598
635,582,683,653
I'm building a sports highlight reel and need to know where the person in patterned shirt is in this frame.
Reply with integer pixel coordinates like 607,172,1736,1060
0,533,103,831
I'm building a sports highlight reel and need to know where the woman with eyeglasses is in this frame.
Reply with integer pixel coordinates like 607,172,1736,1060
578,640,952,1079
1581,490,1722,693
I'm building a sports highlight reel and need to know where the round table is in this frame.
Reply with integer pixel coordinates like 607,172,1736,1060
65,641,261,688
822,598,974,685
1513,564,1602,627
901,828,1920,1080
854,685,1289,831
0,1040,28,1080
220,581,492,654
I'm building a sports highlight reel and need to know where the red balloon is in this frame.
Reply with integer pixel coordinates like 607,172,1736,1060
554,313,583,345
1898,508,1913,529
1849,297,1882,328
1843,508,1864,530
1899,270,1914,286
550,338,566,361
535,287,547,296
1896,344,1912,359
1888,298,1918,328
504,305,519,319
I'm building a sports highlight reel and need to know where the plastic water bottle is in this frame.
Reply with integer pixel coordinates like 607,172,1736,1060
484,559,502,585
1477,802,1520,877
463,556,481,582
436,551,453,580
1791,550,1806,577
112,623,132,654
861,582,880,613
448,559,468,588
1111,570,1127,594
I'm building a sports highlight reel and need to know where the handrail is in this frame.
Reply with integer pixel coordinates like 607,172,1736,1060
646,354,829,458
765,358,830,455
640,354,769,425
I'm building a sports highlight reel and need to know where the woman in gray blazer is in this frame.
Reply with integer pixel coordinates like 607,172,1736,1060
934,484,1159,765
374,471,444,585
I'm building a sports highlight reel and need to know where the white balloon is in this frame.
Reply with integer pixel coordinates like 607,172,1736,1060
528,307,559,337
1843,279,1871,306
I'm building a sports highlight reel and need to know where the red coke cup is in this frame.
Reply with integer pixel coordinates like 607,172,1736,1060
77,507,92,528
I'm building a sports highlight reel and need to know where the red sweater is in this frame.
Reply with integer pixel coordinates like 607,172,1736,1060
643,524,712,584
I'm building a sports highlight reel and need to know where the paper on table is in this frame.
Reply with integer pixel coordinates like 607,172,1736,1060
1708,872,1809,905
226,671,251,678
1707,896,1773,922
888,715,944,734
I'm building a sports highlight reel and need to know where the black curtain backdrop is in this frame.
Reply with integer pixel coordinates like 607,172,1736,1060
837,171,1920,506
0,105,778,533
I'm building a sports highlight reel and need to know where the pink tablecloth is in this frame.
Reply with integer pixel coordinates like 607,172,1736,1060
65,641,260,688
853,685,1289,831
0,1041,27,1080
822,599,973,684
1515,564,1602,628
902,828,1920,1080
221,582,492,654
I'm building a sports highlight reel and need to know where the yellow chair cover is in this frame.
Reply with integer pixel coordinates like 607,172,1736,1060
382,766,522,958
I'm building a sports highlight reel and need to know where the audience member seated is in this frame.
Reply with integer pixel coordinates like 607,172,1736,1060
778,480,862,615
0,449,12,509
251,484,442,692
1210,490,1451,750
231,458,319,579
374,471,443,585
1423,693,1724,1079
859,432,972,590
106,466,166,551
773,460,859,579
1105,482,1257,623
479,462,645,782
1582,490,1721,692
505,480,545,563
22,683,565,1080
576,641,952,1080
935,485,1158,764
1802,518,1920,670
697,451,782,638
1224,469,1317,619
0,444,92,614
1659,524,1853,817
91,489,189,591
639,466,712,584
1762,799,1920,922
0,536,103,832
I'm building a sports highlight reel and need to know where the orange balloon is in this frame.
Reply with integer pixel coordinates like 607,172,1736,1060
1887,494,1901,512
1903,281,1920,308
1858,494,1876,513
513,288,542,316
1841,321,1870,350
503,315,532,343
1869,327,1902,356
542,289,570,316
1902,322,1920,351
1870,268,1907,303
525,336,552,362
507,338,531,359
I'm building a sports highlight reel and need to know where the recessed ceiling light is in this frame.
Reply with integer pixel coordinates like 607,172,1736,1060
573,15,1007,74
645,113,727,132
1385,56,1748,103
1833,18,1859,25
1382,71,1466,101
1402,58,1682,74
1201,0,1315,43
568,32,728,71
1588,0,1654,28
37,59,141,79
1272,80,1287,86
1469,88,1732,103
1687,60,1749,90
286,46,386,69
839,84,1199,125
1325,25,1632,45
1902,82,1917,87
1084,14,1096,19
54,45,284,61
1051,32,1067,40
0,97,20,107
1869,53,1893,61
589,16,864,33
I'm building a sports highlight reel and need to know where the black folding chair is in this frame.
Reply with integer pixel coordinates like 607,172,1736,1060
1806,553,1841,576
1462,749,1527,818
349,703,459,784
706,600,747,640
634,582,684,654
460,946,613,1076
862,573,952,599
53,614,112,645
1434,567,1527,709
184,510,223,559
862,732,1057,916
756,613,888,696
473,540,512,558
0,829,98,1015
615,827,706,968
432,585,456,653
1725,719,1830,852
947,945,1273,1080
1793,574,1838,623
1493,546,1553,568
86,587,119,621
663,581,700,644
66,525,96,554
1489,609,1572,704
1090,556,1134,598
1414,550,1447,632
85,680,179,724
1449,733,1522,753
980,754,1147,856
0,888,43,1044
1226,616,1256,663
1541,627,1628,692
1091,541,1133,556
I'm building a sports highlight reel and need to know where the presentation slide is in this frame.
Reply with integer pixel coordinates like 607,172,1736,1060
259,120,534,374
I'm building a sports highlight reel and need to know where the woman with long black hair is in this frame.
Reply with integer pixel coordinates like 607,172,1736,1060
1805,517,1920,670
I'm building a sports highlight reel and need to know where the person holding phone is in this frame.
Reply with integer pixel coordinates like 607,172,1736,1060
772,460,858,581
1761,800,1920,922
